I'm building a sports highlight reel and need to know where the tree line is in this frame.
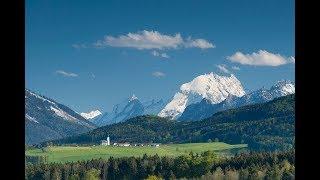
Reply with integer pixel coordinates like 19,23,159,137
25,150,294,180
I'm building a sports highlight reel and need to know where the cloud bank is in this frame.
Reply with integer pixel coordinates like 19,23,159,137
227,50,295,66
94,30,214,50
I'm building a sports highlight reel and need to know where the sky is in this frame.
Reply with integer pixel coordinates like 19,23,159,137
26,0,295,113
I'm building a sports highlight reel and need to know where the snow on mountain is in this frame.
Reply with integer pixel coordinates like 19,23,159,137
93,95,144,126
27,90,56,105
269,80,295,97
143,99,166,115
80,110,102,120
25,89,96,145
178,80,295,121
93,95,166,126
25,114,39,123
158,73,245,119
237,80,295,106
112,97,144,123
130,94,138,101
50,106,77,121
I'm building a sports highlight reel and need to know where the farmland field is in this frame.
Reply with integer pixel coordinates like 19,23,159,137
25,142,247,163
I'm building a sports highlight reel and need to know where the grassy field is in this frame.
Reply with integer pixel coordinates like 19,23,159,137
26,142,247,163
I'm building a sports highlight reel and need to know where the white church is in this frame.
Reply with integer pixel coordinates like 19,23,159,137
101,136,110,146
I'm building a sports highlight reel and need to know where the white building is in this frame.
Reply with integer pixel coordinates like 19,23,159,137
151,143,160,147
107,136,110,145
115,142,131,147
101,136,110,146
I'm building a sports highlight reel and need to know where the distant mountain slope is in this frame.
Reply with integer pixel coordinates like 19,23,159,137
92,95,166,126
80,110,102,120
25,89,96,145
50,95,294,151
158,73,246,119
202,93,294,123
179,80,295,121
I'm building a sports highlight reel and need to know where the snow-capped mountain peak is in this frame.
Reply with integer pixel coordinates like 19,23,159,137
178,79,295,121
158,72,246,119
92,96,167,126
270,80,295,96
80,110,102,120
130,94,138,101
179,73,245,103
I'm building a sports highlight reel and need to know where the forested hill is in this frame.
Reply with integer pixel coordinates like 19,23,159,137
48,94,295,151
201,93,294,123
50,115,178,145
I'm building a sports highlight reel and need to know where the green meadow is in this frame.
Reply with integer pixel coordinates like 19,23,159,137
26,142,247,163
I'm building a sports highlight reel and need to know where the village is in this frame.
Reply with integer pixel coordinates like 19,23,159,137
100,136,160,147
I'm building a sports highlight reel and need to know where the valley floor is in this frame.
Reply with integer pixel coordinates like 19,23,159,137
25,142,247,163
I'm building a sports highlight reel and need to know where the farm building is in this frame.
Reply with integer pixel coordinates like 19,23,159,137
113,142,131,147
111,142,160,147
133,143,145,147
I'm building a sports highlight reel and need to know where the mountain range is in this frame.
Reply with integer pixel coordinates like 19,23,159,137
50,94,295,151
178,80,295,121
90,73,294,125
25,89,96,145
25,72,295,145
92,95,166,126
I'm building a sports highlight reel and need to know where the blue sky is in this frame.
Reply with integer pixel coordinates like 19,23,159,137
26,0,295,112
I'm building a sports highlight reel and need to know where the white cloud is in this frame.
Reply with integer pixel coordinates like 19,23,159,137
94,30,215,50
232,66,240,70
151,51,159,56
288,56,295,63
227,50,294,66
216,64,231,74
55,70,78,77
152,71,166,77
184,38,215,49
151,50,170,58
161,53,170,58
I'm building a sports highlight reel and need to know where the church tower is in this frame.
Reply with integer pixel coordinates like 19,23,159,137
107,136,110,145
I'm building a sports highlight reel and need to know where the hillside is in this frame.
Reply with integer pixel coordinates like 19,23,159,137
49,94,294,151
25,89,96,145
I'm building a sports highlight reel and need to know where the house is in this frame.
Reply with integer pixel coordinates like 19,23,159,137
101,140,109,146
134,143,144,147
151,143,160,147
120,143,131,147
115,142,131,147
